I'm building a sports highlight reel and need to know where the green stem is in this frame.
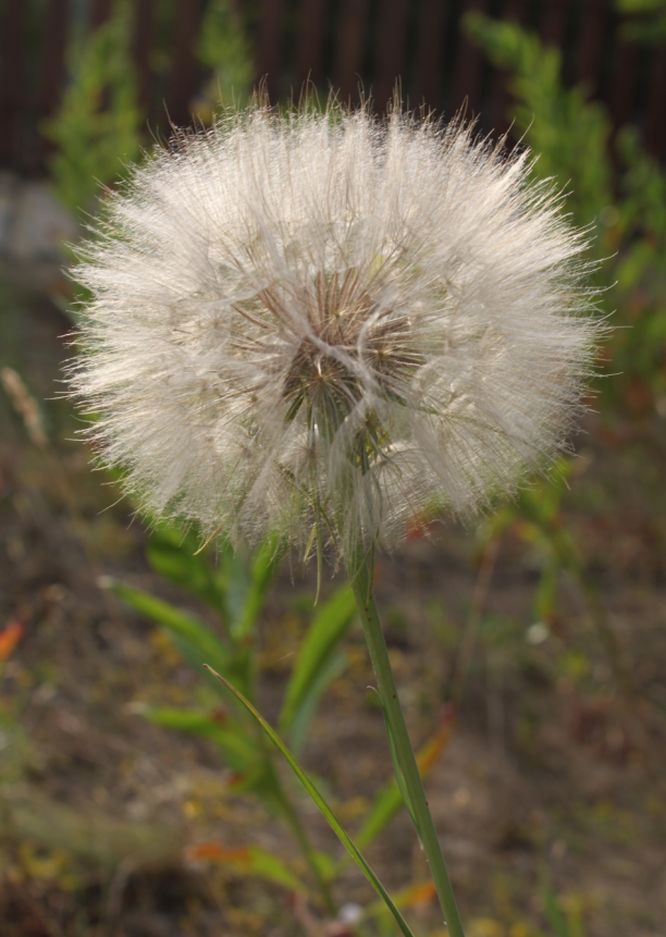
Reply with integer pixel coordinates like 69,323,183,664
267,762,336,915
349,548,466,937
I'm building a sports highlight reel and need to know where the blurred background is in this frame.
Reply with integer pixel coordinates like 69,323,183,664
1,2,665,936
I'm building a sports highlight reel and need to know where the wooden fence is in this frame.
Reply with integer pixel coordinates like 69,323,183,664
1,0,664,175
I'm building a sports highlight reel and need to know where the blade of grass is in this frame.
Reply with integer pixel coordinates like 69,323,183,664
203,664,418,937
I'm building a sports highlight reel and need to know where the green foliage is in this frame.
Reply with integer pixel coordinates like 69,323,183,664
617,0,666,41
146,526,228,615
44,0,141,212
466,12,666,412
465,13,612,229
110,581,235,681
112,527,454,916
610,129,666,406
44,0,253,211
196,0,253,114
205,664,418,937
542,887,586,937
113,527,359,905
278,584,356,751
142,704,263,777
482,459,579,626
0,622,30,787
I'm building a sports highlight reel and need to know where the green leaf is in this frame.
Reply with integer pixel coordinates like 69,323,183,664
147,525,226,615
241,845,305,891
142,705,256,772
111,581,230,677
534,562,559,623
44,0,141,212
543,885,573,937
188,841,305,893
204,665,417,937
279,585,356,745
287,652,347,755
232,534,283,639
465,13,612,228
196,0,253,108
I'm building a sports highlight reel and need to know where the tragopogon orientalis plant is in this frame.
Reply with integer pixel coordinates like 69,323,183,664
69,98,601,937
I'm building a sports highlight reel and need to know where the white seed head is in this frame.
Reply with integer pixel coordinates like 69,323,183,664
69,102,600,559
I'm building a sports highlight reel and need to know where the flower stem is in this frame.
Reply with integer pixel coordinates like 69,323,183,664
349,549,465,937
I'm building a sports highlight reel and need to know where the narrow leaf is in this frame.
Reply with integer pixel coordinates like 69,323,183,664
279,585,356,741
147,525,225,615
111,581,230,676
232,534,283,639
287,652,346,755
141,705,256,772
187,842,305,893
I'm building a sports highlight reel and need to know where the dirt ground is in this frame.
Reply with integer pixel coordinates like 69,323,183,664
1,280,665,937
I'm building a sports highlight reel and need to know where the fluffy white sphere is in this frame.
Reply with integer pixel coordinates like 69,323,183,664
70,104,598,557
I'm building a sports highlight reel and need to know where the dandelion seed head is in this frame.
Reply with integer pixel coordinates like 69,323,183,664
69,102,600,559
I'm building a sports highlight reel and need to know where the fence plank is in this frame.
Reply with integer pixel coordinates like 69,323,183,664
374,0,410,111
576,0,609,95
132,0,155,118
645,46,666,159
540,0,571,47
452,0,490,118
0,0,26,168
90,0,112,27
36,0,70,169
296,0,328,89
2,0,665,174
166,0,203,126
489,0,530,132
334,0,369,102
609,25,640,133
255,0,285,100
413,0,447,110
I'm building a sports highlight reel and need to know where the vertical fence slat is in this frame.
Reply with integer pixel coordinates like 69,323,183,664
296,0,328,89
576,0,608,95
166,0,203,126
413,0,447,110
2,0,665,175
374,0,410,111
0,0,26,169
540,0,571,47
255,0,285,100
133,0,155,118
90,0,112,27
609,35,640,133
451,0,489,118
36,0,70,169
334,0,369,102
645,46,666,160
489,0,530,132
